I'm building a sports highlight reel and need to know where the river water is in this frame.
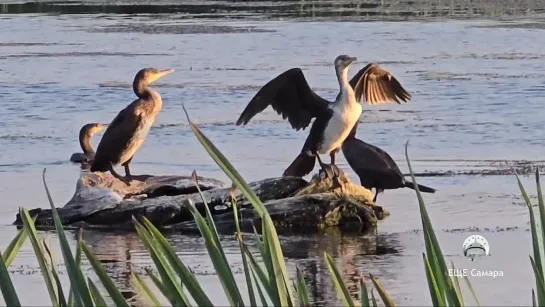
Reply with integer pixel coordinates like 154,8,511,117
1,5,545,306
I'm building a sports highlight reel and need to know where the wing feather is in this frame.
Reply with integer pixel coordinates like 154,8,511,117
236,68,330,131
351,63,412,105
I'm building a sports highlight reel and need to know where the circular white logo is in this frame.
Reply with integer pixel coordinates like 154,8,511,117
462,234,490,260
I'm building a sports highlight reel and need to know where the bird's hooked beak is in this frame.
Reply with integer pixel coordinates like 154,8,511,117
347,56,357,65
152,68,175,83
158,68,174,77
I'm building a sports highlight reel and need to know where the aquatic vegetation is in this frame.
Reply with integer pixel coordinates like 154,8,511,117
0,108,543,306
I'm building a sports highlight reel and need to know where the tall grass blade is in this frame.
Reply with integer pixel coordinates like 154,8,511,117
423,254,443,306
81,241,129,307
535,169,545,305
251,268,269,307
133,219,189,306
132,272,161,307
229,187,257,307
533,289,537,307
450,261,464,306
324,252,354,307
67,229,83,307
255,225,277,302
0,252,21,307
43,238,67,307
3,216,34,267
295,266,310,306
87,278,108,307
42,169,94,306
240,240,279,305
191,173,245,306
463,275,480,306
19,208,59,307
369,273,395,307
515,170,545,305
359,274,370,307
140,218,213,307
183,106,294,305
182,200,244,306
530,256,545,301
405,142,461,306
370,290,378,307
145,269,172,303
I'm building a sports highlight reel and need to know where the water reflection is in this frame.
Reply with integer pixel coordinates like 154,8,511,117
80,226,401,306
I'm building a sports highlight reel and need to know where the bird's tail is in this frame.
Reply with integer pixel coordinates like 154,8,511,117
283,152,316,177
404,181,436,193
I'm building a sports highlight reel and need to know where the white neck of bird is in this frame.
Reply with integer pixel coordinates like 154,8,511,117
336,66,351,90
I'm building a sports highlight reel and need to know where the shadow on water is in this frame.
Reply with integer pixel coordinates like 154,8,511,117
1,0,545,20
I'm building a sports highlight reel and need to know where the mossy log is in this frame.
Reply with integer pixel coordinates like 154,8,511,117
13,169,388,234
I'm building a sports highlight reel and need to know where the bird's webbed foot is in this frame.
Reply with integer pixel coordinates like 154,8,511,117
318,163,342,180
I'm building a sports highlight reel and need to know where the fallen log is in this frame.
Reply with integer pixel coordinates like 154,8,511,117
13,169,388,233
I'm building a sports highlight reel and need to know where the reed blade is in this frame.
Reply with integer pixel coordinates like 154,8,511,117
19,208,59,307
133,220,189,306
324,252,355,307
359,274,370,307
81,241,129,307
3,217,34,267
0,252,21,307
369,273,395,307
87,278,108,307
43,238,68,307
404,142,462,306
183,105,294,305
67,230,83,307
132,272,162,307
140,218,214,306
295,266,310,306
42,169,93,306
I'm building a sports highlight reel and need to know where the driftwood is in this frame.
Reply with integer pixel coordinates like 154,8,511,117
13,169,388,234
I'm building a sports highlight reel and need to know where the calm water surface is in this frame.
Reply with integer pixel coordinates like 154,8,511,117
0,13,544,306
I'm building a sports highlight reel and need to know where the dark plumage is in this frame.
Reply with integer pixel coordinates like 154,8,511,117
90,67,174,185
69,123,108,168
236,56,411,179
342,123,436,203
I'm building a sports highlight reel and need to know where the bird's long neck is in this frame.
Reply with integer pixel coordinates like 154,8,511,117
133,80,154,99
79,130,94,154
133,79,162,113
335,66,354,102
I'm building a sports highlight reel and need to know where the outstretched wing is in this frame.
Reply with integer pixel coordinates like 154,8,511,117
236,68,330,131
90,104,143,172
349,63,412,105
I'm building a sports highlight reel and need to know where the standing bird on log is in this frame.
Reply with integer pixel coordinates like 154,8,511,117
90,68,174,185
69,123,109,167
236,55,412,179
342,122,436,203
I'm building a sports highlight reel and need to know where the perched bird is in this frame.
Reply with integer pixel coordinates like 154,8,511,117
342,122,436,203
90,68,174,185
69,123,108,167
236,55,411,178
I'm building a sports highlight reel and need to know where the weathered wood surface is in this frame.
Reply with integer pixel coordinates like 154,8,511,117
13,169,388,233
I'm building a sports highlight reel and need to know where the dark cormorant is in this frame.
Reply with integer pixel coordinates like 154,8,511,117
69,123,108,166
236,55,411,178
90,68,174,185
342,122,436,203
